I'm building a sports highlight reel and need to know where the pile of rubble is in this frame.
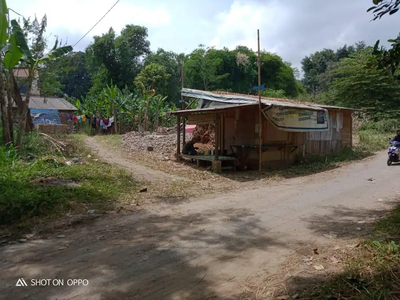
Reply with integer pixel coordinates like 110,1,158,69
122,124,216,155
123,130,192,154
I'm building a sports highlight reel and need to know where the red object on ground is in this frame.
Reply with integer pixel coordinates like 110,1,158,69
186,125,196,134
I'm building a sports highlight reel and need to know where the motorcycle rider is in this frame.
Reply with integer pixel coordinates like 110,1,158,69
392,129,400,143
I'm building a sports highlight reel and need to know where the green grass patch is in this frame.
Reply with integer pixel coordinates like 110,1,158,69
94,134,122,148
358,130,393,152
0,133,137,227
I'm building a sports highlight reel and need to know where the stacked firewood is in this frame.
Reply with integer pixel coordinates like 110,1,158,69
193,124,215,146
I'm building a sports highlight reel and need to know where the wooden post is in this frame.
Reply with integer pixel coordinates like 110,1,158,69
182,100,186,146
350,112,353,147
215,113,219,161
257,29,263,174
177,115,181,160
181,61,186,146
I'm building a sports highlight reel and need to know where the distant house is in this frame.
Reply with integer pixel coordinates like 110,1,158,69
13,96,77,125
13,68,40,96
12,68,77,125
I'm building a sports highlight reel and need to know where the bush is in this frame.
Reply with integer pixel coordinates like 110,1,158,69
21,131,57,156
262,89,287,98
358,130,392,152
0,144,19,167
359,119,399,133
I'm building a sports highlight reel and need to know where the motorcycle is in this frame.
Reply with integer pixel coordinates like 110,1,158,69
387,141,400,166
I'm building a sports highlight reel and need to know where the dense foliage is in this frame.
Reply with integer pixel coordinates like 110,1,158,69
42,36,300,106
329,48,400,119
301,42,366,94
368,0,400,73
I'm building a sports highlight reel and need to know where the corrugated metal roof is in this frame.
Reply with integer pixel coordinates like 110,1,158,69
170,103,259,115
13,96,77,111
181,89,359,111
212,91,361,111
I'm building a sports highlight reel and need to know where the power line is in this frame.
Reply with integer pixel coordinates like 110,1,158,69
9,8,25,18
73,0,119,48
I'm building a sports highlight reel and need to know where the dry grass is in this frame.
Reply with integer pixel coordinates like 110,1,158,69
239,240,364,300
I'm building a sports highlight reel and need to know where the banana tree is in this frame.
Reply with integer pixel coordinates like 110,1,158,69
150,94,168,128
0,0,23,145
136,81,156,131
15,27,72,147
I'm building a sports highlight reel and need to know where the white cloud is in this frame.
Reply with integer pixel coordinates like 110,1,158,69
209,37,220,48
8,0,400,70
210,0,290,53
10,0,171,46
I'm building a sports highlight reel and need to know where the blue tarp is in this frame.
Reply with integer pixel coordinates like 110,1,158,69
30,108,61,125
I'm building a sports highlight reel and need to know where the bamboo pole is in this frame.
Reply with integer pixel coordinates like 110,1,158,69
257,29,262,174
182,61,186,147
215,114,219,161
177,115,181,161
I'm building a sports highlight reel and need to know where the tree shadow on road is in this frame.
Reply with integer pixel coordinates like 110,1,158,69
301,203,397,240
273,201,400,299
0,207,289,300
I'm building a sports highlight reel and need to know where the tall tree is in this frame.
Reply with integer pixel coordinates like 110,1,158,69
301,41,368,94
261,54,297,96
185,45,229,91
11,20,73,148
134,63,170,96
369,0,400,73
145,48,185,103
301,49,336,94
40,52,92,99
329,48,400,119
184,45,299,97
86,25,150,91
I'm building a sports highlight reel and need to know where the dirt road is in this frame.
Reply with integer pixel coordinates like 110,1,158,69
1,152,398,300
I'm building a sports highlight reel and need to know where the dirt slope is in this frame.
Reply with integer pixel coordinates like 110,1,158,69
85,136,183,183
1,151,398,300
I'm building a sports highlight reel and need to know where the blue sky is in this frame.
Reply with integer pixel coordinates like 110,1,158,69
9,0,400,70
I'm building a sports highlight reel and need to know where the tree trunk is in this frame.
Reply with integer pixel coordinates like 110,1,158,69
16,70,33,149
6,75,14,144
145,99,149,131
0,68,11,145
11,72,33,133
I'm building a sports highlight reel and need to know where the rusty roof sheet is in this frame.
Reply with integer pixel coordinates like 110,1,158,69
13,96,77,111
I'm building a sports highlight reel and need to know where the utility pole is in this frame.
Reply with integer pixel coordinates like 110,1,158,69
181,60,186,146
257,29,262,174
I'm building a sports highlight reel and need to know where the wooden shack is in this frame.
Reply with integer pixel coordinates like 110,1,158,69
171,89,355,171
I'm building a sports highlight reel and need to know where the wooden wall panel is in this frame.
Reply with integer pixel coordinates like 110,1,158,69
187,113,216,125
224,117,235,152
234,107,257,145
342,111,352,146
263,118,288,143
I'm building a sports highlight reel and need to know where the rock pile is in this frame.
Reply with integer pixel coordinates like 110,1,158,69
122,124,217,155
122,131,192,154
